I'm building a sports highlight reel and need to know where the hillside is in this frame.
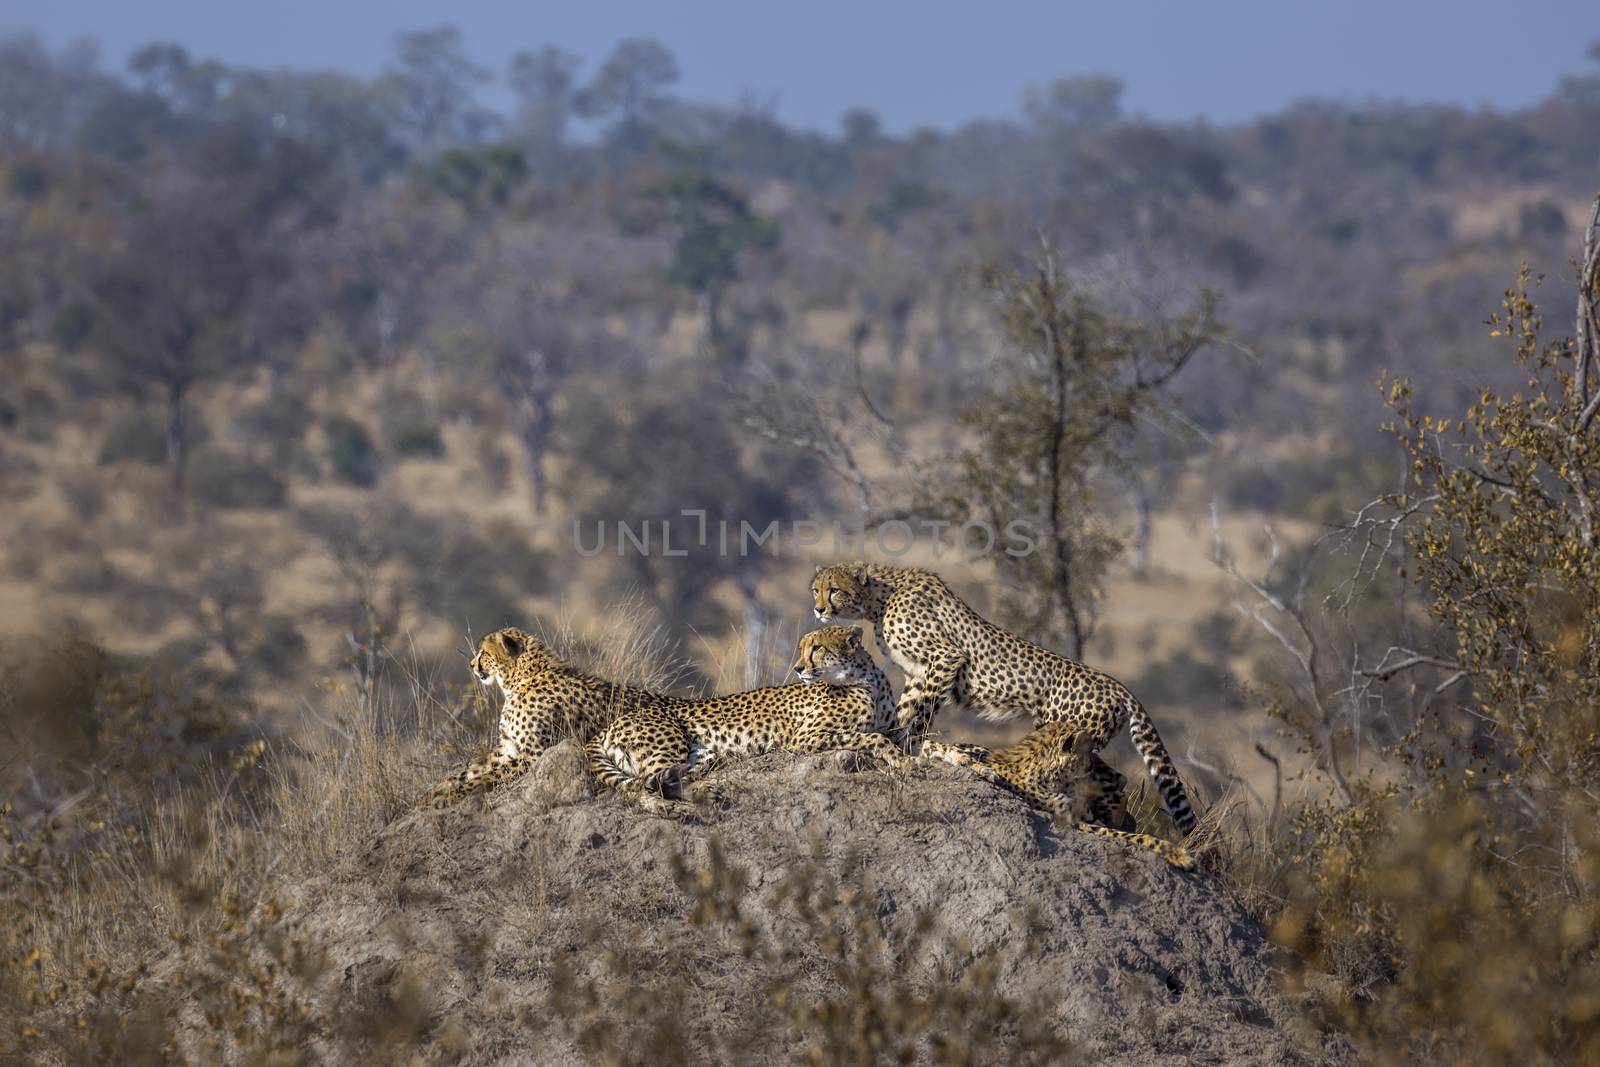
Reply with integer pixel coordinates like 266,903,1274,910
153,744,1349,1065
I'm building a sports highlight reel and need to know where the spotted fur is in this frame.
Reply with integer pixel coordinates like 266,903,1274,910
920,722,1192,868
928,737,1132,830
812,561,1199,836
587,626,903,801
425,627,687,808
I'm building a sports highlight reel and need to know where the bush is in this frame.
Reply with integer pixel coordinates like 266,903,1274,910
0,630,252,798
323,415,379,487
187,448,288,509
1218,245,1600,1065
1274,788,1600,1065
57,469,106,524
234,392,312,458
97,412,169,467
50,299,94,351
1518,198,1568,239
0,650,473,1063
379,390,447,459
386,417,446,458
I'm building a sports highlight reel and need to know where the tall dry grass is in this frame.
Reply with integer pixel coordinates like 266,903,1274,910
0,601,694,1059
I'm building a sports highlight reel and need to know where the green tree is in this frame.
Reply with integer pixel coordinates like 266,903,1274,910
508,45,580,156
90,172,253,496
1022,74,1123,133
645,163,779,364
574,38,679,129
378,25,495,157
931,250,1220,658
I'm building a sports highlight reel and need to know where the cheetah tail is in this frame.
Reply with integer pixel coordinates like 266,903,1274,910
1124,697,1199,837
585,736,638,790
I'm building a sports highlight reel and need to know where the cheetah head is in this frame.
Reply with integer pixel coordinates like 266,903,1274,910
1031,722,1098,768
792,625,873,684
470,627,548,689
811,563,869,623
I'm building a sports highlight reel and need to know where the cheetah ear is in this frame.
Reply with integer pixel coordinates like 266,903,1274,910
1067,733,1095,757
497,630,525,658
849,564,867,583
814,564,825,576
847,625,864,646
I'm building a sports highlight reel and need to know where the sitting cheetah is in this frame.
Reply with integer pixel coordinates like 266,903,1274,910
425,627,688,807
812,561,1199,836
921,722,1192,869
587,625,904,801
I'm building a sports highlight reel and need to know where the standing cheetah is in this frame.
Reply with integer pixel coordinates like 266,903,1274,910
587,625,903,800
425,627,688,807
920,722,1192,868
812,561,1199,835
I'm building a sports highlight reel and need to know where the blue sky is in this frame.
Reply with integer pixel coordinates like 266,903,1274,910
6,1,1597,132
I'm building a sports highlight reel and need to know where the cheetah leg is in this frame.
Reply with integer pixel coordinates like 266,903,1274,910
1028,788,1191,869
426,744,539,808
794,729,909,768
872,629,895,673
1074,822,1193,870
662,749,725,792
916,740,992,770
893,649,965,748
587,709,693,798
1084,754,1132,831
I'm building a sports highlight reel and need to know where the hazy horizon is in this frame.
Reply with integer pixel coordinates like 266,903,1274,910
6,0,1597,133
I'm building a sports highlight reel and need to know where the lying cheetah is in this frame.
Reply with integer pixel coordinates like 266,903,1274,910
930,738,1133,831
812,561,1199,835
426,627,687,807
587,626,903,800
921,722,1192,869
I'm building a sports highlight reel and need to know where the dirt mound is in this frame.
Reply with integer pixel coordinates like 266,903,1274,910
275,743,1347,1065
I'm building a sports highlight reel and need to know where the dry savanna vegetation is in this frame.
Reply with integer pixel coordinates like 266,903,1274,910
2,25,1600,1064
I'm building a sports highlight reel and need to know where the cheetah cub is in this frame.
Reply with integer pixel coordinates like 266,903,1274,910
921,722,1193,869
587,626,904,803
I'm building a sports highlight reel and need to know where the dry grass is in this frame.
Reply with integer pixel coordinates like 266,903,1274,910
0,604,710,1060
0,640,448,1059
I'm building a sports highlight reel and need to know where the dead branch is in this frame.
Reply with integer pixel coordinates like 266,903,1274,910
1210,500,1353,802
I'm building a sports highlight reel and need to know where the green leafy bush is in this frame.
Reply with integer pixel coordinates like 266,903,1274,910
323,415,379,487
385,417,446,458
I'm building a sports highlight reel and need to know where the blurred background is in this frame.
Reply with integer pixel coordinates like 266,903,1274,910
1,1,1598,805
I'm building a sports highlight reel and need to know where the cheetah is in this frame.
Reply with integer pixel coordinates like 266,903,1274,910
587,625,904,801
919,722,1192,868
929,737,1134,831
811,561,1199,836
425,626,688,807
